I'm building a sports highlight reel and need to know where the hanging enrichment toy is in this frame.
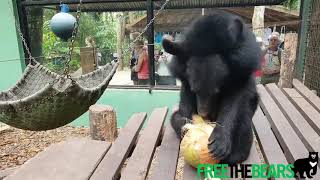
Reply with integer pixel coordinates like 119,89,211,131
50,4,76,41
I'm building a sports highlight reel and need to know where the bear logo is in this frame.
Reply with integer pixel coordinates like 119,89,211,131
292,152,318,179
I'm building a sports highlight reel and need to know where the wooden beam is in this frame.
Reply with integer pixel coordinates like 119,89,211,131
247,20,300,29
266,5,299,17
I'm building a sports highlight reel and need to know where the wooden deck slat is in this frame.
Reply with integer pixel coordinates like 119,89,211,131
283,88,320,135
183,164,201,180
148,122,181,180
293,79,320,112
252,107,288,165
244,136,263,165
5,138,111,180
257,84,320,177
258,85,307,162
266,84,320,153
0,167,18,180
120,107,168,180
252,107,292,180
243,135,265,180
90,112,147,180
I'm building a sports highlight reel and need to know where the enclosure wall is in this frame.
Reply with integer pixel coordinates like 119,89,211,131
0,0,25,91
303,0,320,95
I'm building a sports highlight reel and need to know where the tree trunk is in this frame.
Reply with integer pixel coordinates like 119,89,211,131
252,6,265,38
117,13,126,70
278,33,298,88
27,5,43,62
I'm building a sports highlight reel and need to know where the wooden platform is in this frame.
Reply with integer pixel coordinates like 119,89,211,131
2,80,320,180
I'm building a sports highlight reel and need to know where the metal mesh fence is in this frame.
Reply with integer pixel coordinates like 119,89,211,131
304,0,320,94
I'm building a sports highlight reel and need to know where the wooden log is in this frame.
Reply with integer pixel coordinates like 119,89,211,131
89,104,118,142
278,33,298,88
80,47,97,75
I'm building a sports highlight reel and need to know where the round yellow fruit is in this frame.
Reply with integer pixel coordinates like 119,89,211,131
180,115,219,168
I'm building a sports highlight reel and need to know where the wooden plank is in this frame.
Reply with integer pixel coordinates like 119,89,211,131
266,84,320,153
148,122,181,180
5,138,111,180
243,137,263,165
252,107,288,165
183,164,202,180
0,167,18,180
252,107,292,180
283,88,320,135
257,84,320,177
293,79,320,112
120,107,168,180
90,112,147,180
243,135,265,180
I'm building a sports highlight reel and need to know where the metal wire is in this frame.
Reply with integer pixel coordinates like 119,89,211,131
304,0,320,94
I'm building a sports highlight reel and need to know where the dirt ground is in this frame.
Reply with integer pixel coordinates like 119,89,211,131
0,125,263,180
0,125,89,170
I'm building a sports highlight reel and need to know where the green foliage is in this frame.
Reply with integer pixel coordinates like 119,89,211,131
282,0,300,10
94,13,117,64
42,10,117,73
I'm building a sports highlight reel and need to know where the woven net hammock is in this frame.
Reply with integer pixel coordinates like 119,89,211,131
0,61,118,131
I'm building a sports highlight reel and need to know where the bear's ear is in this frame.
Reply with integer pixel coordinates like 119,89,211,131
162,38,184,56
228,18,244,42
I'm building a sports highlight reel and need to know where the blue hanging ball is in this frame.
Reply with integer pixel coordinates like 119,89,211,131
50,4,76,41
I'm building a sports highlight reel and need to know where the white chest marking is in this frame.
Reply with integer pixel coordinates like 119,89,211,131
310,162,317,167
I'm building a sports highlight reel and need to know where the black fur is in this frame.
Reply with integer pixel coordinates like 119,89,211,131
162,10,260,165
293,152,318,179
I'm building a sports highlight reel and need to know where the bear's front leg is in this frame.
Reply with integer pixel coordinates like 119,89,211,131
170,83,196,138
208,92,242,162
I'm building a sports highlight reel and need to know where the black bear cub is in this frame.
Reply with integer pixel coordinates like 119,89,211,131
162,10,261,165
293,152,318,179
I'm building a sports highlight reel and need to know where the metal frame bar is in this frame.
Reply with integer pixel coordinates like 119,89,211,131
21,0,161,6
22,0,285,8
17,0,32,66
295,0,312,81
16,0,290,91
109,84,180,90
147,0,155,88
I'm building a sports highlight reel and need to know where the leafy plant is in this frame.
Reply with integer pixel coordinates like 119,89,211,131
42,10,117,73
282,0,301,10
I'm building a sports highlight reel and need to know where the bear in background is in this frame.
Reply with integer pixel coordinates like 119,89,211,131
162,10,261,165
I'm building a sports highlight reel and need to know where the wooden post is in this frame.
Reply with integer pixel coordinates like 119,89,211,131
279,33,299,88
89,104,118,142
116,12,126,70
252,6,265,38
80,47,97,75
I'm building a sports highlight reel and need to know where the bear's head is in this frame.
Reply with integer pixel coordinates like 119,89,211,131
310,152,318,161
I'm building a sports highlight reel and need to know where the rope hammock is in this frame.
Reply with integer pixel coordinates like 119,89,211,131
0,61,118,131
0,0,171,131
0,0,119,131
